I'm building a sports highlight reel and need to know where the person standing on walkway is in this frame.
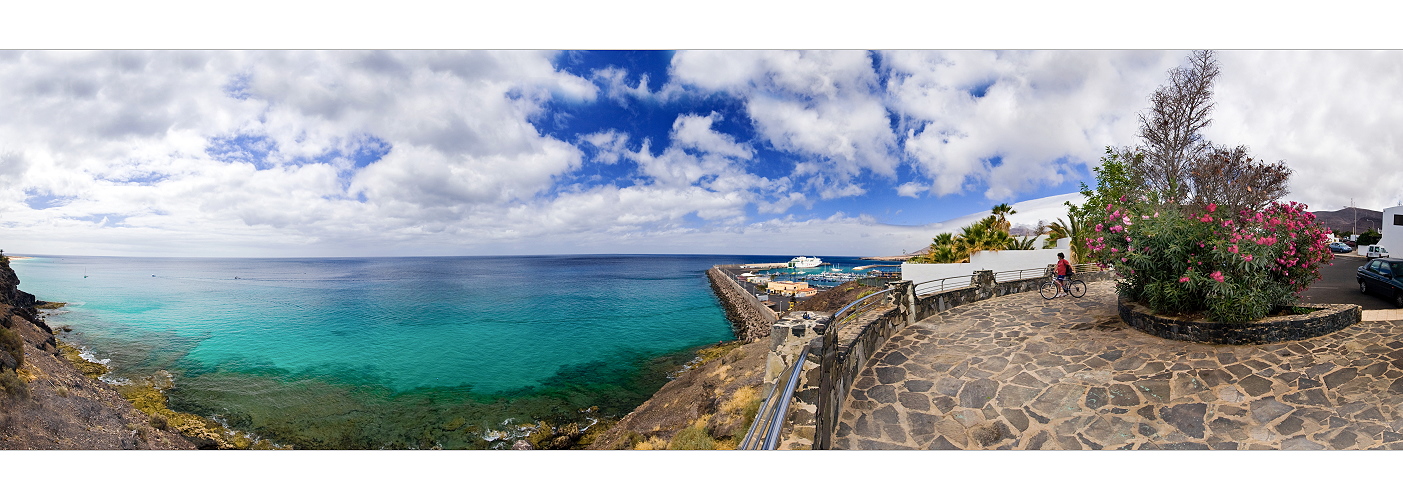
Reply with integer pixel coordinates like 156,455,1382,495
1054,252,1072,298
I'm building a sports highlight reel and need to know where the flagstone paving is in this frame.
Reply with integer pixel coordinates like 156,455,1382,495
832,281,1403,450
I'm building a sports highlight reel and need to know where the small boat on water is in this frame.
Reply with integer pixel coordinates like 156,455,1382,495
787,256,822,268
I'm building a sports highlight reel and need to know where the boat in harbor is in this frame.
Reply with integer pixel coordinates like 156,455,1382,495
787,256,822,268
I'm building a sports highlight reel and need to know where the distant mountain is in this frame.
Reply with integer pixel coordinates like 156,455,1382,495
1311,207,1382,234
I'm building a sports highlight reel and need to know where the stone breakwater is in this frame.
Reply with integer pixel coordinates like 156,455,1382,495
707,266,778,343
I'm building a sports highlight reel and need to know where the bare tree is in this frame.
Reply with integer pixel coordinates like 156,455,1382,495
1188,145,1291,213
1137,50,1220,203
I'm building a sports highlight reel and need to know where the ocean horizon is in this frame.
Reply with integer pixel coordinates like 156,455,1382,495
9,253,872,449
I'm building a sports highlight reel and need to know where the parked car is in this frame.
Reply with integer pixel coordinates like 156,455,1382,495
1358,257,1403,307
1362,245,1391,259
1329,242,1352,253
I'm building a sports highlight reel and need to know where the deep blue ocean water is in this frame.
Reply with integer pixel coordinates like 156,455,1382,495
9,254,871,449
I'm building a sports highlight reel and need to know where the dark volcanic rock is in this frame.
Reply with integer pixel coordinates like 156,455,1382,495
1159,403,1207,439
958,378,999,408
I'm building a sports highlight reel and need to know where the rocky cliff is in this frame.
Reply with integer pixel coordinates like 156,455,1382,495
0,255,194,449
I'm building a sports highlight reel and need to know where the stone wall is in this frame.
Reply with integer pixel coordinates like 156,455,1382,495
707,266,778,343
1118,299,1363,345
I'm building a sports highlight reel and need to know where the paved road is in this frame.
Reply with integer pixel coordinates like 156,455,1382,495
1300,253,1398,310
833,281,1403,450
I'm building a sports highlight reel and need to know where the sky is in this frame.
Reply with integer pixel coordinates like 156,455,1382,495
3,9,1403,259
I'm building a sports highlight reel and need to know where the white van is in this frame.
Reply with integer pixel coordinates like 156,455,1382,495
1359,245,1391,259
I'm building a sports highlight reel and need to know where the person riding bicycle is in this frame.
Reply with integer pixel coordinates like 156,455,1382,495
1054,252,1072,298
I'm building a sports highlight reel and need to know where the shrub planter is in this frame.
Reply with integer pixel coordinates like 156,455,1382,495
1117,298,1362,345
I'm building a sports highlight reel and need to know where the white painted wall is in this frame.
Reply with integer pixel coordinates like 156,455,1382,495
901,239,1071,295
1381,206,1403,256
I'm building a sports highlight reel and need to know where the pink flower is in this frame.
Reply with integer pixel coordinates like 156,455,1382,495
1110,248,1118,253
1228,244,1239,254
1207,203,1217,213
1095,224,1104,232
1243,254,1254,262
1210,271,1224,282
1200,214,1213,223
1179,276,1190,283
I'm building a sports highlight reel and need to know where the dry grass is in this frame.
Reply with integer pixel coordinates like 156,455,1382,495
720,385,759,415
666,420,717,450
633,436,669,450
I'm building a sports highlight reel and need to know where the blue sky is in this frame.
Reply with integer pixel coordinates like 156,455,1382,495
3,49,1403,258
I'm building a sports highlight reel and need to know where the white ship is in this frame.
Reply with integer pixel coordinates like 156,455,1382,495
787,256,823,268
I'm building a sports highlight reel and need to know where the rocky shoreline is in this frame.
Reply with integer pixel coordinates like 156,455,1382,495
0,254,194,449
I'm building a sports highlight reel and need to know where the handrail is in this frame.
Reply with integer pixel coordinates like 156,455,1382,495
830,287,895,327
913,274,972,296
762,343,811,450
737,374,784,450
1073,262,1107,274
739,342,812,450
991,267,1051,283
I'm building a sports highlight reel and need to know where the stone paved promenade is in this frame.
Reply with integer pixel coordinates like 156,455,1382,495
833,281,1403,450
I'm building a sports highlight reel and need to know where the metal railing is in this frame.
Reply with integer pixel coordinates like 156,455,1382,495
830,286,897,329
738,342,811,450
913,274,973,296
1074,262,1108,274
992,267,1052,283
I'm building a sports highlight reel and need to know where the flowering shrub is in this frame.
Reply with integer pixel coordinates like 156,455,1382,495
1087,198,1333,323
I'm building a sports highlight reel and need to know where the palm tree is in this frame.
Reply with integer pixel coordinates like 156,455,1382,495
991,203,1017,233
928,245,964,263
1042,215,1087,263
1006,235,1037,250
1044,219,1071,249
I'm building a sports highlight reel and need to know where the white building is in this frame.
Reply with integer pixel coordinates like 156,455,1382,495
1381,205,1403,256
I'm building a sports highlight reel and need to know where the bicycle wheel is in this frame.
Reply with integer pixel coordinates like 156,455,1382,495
1039,281,1058,299
1069,280,1086,298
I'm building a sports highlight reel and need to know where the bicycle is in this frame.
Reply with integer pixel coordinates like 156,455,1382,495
1040,275,1085,299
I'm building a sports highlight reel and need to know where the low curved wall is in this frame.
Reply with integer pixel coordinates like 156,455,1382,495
1117,299,1362,345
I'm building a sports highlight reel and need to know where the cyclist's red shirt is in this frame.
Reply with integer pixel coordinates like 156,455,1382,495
1056,259,1070,276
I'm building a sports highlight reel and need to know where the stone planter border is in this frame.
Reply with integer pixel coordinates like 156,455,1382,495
1117,298,1362,345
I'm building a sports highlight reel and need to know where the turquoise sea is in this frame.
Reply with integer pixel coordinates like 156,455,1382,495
9,254,870,449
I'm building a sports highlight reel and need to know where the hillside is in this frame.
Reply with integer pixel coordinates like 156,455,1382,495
1311,207,1382,234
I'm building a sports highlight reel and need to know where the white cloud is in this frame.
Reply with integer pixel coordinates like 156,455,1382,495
581,130,630,164
592,66,657,104
670,113,753,159
670,50,899,198
884,50,1178,199
1211,50,1403,211
4,50,1403,258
